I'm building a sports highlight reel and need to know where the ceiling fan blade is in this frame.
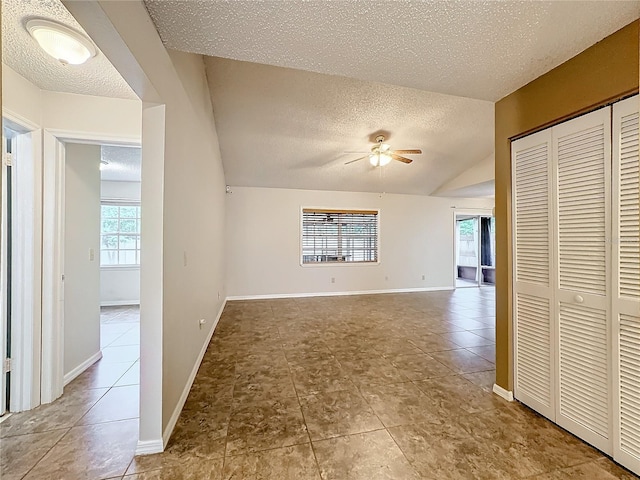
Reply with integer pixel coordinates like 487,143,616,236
392,149,422,155
344,155,368,165
392,154,413,164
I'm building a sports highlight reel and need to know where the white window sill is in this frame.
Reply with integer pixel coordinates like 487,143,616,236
100,265,141,271
300,261,381,268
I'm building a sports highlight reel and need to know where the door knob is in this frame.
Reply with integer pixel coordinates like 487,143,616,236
574,295,584,304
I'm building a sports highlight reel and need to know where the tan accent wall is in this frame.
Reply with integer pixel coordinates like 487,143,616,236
494,20,639,390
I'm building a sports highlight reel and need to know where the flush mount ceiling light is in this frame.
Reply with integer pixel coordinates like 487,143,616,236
26,19,97,65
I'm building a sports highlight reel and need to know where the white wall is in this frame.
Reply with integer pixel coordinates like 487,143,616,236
226,186,494,297
100,180,141,306
64,143,101,378
64,1,228,446
2,65,141,137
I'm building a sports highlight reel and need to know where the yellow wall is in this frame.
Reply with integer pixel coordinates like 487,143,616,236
494,21,639,390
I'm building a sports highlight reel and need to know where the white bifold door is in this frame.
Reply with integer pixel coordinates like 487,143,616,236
512,95,639,475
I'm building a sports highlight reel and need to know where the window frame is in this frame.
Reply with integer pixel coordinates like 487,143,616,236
299,207,381,267
100,200,141,269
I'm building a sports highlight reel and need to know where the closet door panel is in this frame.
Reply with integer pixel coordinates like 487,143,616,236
612,95,640,474
512,129,555,418
553,106,612,453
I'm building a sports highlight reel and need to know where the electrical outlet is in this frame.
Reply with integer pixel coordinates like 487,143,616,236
199,318,206,329
331,277,335,284
89,248,95,261
217,291,221,300
422,274,426,281
385,275,388,281
183,251,188,267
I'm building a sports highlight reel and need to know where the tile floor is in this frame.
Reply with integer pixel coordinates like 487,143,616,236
2,291,638,479
1,305,140,480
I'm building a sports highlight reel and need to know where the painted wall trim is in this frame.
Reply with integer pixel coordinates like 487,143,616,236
493,383,514,402
63,351,102,386
101,300,140,307
227,286,454,301
135,439,164,456
161,299,227,449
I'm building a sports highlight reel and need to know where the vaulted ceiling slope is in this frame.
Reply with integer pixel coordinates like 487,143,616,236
145,1,640,102
144,1,638,196
205,57,493,196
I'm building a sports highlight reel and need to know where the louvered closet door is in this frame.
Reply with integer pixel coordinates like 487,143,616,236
512,129,555,419
552,106,612,453
612,95,640,474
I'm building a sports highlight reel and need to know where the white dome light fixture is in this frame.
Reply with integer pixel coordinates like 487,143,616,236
26,19,97,65
369,142,392,167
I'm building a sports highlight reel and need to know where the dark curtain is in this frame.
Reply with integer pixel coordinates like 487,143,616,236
481,217,492,266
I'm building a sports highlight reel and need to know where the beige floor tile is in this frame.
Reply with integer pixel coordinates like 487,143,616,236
115,362,141,387
79,384,139,425
225,397,309,455
0,388,108,438
440,330,495,348
101,344,140,364
388,421,514,479
408,334,459,353
389,353,456,380
0,428,69,480
23,419,138,480
358,381,441,428
462,370,495,392
429,348,494,374
290,357,355,396
124,457,224,480
222,444,320,480
299,388,383,440
313,429,420,480
466,344,496,363
66,359,134,392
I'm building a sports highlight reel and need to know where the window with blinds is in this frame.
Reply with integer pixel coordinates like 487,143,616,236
301,209,379,264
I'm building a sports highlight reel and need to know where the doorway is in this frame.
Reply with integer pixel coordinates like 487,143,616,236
1,129,14,417
455,214,495,287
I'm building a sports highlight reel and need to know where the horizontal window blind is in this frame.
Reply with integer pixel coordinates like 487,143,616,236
302,209,378,264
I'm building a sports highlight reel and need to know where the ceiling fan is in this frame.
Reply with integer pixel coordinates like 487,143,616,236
345,135,422,167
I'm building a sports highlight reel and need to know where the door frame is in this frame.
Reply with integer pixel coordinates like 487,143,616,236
1,109,43,412
453,209,493,288
40,128,140,404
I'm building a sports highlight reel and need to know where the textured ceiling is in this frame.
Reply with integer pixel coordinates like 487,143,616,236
101,145,141,182
2,0,136,99
145,0,640,101
206,57,494,196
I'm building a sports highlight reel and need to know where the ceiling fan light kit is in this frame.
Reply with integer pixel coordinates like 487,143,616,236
346,134,422,167
26,18,97,65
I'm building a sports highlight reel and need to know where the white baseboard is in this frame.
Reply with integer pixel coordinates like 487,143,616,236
63,351,103,386
227,286,454,301
161,299,227,448
135,439,164,456
493,383,514,401
100,300,140,307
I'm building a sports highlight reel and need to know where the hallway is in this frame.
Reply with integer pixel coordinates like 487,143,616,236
1,306,140,479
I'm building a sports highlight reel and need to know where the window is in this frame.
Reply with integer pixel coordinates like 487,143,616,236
100,203,141,266
302,209,378,264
